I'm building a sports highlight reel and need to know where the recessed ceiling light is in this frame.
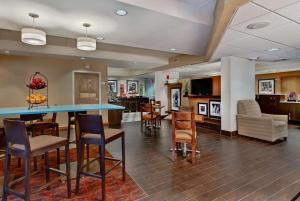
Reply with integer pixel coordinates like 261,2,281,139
266,48,280,52
85,65,90,69
4,50,10,54
81,57,86,60
115,9,128,16
170,48,177,51
96,36,104,41
247,22,270,30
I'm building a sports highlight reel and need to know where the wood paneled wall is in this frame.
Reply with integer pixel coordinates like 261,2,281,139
256,71,300,95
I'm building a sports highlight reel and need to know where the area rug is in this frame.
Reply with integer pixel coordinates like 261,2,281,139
0,147,146,201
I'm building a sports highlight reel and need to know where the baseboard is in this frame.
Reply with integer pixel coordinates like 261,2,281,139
221,130,237,137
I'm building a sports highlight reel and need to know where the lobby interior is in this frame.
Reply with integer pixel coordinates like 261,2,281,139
1,0,300,201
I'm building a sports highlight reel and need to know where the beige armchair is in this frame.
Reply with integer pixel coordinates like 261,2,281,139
237,100,288,142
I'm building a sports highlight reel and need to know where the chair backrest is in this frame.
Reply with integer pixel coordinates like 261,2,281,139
3,119,30,150
141,103,153,113
172,111,195,130
78,114,104,140
179,106,194,112
237,100,262,117
68,111,87,120
20,114,44,122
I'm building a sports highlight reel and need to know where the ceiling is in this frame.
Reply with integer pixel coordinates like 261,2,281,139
0,0,216,56
211,0,300,62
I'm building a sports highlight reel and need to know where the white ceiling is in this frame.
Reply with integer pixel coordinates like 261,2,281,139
0,0,216,56
211,0,300,62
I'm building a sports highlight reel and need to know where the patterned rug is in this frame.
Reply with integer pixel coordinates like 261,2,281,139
0,147,146,201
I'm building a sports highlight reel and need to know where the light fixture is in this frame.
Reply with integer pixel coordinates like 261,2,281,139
266,48,280,52
96,36,104,41
80,57,86,60
170,48,177,51
115,9,128,16
4,50,10,54
77,23,96,51
21,13,46,45
247,22,270,30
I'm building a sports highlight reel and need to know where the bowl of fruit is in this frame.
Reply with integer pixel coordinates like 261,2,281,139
27,77,47,90
26,93,47,104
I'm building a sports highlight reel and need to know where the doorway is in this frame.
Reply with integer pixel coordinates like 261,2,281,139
73,71,101,105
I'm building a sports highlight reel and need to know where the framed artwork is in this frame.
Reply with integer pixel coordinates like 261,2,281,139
127,80,139,93
209,100,221,118
171,88,181,111
198,103,208,116
258,79,275,94
108,80,117,93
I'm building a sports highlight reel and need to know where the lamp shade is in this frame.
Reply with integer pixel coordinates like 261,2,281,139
21,28,46,45
77,37,96,51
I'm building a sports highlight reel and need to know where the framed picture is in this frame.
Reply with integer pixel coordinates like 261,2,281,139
198,103,208,116
171,88,181,111
209,100,221,118
258,79,275,94
127,80,139,93
108,80,117,93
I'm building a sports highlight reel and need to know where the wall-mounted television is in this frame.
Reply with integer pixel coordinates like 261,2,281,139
191,78,213,96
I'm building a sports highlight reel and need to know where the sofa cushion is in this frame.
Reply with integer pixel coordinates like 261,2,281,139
237,100,262,117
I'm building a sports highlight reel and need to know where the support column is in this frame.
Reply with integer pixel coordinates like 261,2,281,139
221,56,255,133
154,71,179,114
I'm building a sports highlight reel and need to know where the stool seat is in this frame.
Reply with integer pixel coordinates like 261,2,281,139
82,129,124,144
11,135,68,157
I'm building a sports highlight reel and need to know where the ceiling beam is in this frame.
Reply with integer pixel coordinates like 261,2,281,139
205,0,249,61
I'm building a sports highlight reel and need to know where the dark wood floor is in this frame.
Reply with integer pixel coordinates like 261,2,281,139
107,121,300,201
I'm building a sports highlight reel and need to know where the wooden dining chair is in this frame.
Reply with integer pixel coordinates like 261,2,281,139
140,103,158,129
172,111,197,164
75,114,125,201
2,118,71,201
153,101,162,127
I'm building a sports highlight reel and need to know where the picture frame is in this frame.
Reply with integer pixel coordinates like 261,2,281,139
171,88,181,111
198,103,208,116
209,100,221,118
108,80,117,93
258,79,275,95
127,80,139,94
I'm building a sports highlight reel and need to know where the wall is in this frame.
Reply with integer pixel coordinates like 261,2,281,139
144,78,155,99
0,54,108,126
256,71,300,97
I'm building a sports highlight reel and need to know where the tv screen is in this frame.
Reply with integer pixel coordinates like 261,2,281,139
191,78,213,96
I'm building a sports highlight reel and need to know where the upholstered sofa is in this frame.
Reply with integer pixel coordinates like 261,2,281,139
236,100,288,142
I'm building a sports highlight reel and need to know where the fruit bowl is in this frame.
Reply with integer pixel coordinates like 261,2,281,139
26,93,47,104
27,77,47,90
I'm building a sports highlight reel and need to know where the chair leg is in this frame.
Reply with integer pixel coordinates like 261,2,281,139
17,158,21,168
121,134,126,181
33,157,37,171
172,142,176,161
191,144,196,164
86,144,90,170
67,123,71,142
45,152,50,184
56,148,60,170
2,151,11,201
65,144,71,198
75,141,84,194
24,158,31,201
100,144,106,201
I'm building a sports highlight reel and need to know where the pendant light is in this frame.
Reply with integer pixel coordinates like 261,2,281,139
77,23,96,51
21,13,46,45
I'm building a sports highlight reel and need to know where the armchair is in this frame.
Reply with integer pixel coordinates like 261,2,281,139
237,100,288,142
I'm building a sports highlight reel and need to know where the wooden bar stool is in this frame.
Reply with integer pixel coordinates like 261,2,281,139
140,103,158,130
75,114,125,201
2,119,71,201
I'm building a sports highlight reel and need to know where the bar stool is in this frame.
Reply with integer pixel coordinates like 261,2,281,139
2,119,71,201
67,111,87,142
75,114,125,201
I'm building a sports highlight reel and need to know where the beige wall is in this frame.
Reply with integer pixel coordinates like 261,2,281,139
0,55,108,126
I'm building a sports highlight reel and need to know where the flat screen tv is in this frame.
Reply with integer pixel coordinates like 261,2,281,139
191,78,213,96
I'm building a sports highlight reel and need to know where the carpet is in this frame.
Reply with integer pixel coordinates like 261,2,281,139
1,147,146,201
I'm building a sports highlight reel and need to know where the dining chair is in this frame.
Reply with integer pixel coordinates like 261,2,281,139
2,119,71,201
75,114,125,201
172,111,197,164
20,113,60,170
140,103,158,129
153,101,162,127
67,111,87,142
